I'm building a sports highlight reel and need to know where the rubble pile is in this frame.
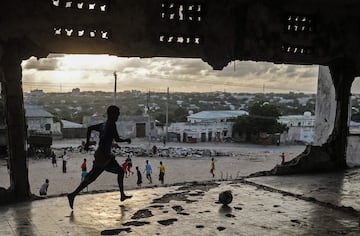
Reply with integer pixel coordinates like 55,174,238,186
112,146,234,158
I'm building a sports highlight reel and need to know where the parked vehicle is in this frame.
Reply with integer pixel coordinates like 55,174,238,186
27,131,52,157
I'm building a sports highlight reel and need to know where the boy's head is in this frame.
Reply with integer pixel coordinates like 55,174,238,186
45,179,49,183
107,105,120,121
136,166,139,170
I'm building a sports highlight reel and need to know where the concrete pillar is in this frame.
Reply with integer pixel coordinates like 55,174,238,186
313,66,336,146
270,63,355,175
1,42,30,200
328,63,355,168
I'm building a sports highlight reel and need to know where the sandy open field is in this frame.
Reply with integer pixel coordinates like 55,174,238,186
0,139,305,197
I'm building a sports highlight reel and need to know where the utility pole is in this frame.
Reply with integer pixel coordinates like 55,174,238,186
165,87,169,146
113,72,117,105
147,90,151,154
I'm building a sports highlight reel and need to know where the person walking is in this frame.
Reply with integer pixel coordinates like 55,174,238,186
280,152,285,165
51,151,57,167
67,105,132,209
152,145,157,156
39,179,49,196
136,166,142,188
81,158,88,192
122,160,128,178
62,151,69,173
144,160,152,184
163,136,166,146
210,158,215,178
126,155,134,175
159,161,165,184
81,158,87,182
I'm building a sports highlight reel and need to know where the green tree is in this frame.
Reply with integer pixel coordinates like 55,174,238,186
232,115,252,141
155,113,166,124
233,101,286,141
133,108,143,116
173,107,188,122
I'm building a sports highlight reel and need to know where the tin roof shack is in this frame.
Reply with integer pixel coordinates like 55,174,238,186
118,115,158,139
24,105,60,157
83,115,157,140
61,120,86,139
25,105,61,137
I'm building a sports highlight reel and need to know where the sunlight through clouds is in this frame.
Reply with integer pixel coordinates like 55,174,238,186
21,54,320,93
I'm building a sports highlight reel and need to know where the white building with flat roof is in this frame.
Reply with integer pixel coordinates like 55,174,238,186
187,110,248,124
278,111,315,144
278,111,315,127
168,110,248,142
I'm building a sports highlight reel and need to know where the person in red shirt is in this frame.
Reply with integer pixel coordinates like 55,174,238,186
81,158,87,182
122,160,128,178
126,155,134,175
281,152,285,165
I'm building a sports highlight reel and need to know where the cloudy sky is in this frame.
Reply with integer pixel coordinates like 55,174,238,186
20,53,332,94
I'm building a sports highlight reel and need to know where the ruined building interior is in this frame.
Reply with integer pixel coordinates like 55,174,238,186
0,0,359,203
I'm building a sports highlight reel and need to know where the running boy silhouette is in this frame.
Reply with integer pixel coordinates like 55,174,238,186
67,105,132,209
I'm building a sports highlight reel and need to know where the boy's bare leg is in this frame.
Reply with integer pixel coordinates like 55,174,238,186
67,168,102,209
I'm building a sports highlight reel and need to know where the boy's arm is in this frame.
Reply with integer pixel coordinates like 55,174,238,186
84,123,101,151
113,123,131,144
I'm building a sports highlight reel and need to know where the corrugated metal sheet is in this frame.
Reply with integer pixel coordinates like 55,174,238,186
25,105,54,118
61,120,84,129
188,110,248,120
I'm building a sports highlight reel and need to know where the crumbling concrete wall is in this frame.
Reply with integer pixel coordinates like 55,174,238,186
313,66,336,146
314,66,360,167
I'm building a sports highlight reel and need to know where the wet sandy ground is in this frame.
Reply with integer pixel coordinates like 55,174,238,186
248,169,360,212
0,140,360,235
0,139,305,197
0,180,359,235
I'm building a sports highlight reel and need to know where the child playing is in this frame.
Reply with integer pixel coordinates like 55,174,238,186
210,158,215,178
122,160,128,178
39,179,49,196
136,166,142,187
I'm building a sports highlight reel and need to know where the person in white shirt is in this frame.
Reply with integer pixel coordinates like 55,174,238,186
62,151,70,173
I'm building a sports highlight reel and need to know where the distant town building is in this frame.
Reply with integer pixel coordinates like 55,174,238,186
29,89,44,96
187,110,248,123
71,88,81,95
187,104,200,110
168,110,248,143
279,111,360,144
278,111,315,127
25,105,61,136
176,100,184,106
61,120,86,138
278,111,315,144
82,115,156,139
